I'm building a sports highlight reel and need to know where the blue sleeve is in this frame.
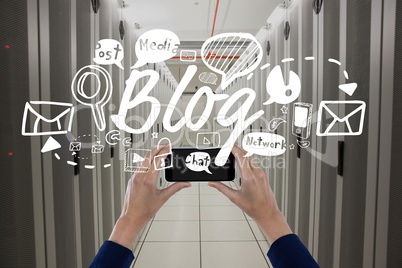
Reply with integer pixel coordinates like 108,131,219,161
89,241,135,268
267,234,320,268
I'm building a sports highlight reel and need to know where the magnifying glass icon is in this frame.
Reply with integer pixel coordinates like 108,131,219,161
71,65,113,131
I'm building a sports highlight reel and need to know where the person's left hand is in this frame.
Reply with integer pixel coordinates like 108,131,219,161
109,144,191,248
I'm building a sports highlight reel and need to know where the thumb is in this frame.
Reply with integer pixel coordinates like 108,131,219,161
208,182,238,204
161,182,191,199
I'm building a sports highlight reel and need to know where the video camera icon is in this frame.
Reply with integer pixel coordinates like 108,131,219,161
196,132,221,149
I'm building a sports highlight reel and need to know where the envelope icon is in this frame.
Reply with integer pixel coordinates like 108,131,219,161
92,145,104,154
69,142,82,151
316,100,366,136
21,101,74,136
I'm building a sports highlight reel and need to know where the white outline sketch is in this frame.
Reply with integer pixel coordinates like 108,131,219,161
21,101,74,136
124,149,151,173
71,65,113,131
180,50,197,62
316,100,366,136
153,138,173,170
201,32,263,90
196,132,221,149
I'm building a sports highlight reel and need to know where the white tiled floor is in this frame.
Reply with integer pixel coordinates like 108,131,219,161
132,183,271,267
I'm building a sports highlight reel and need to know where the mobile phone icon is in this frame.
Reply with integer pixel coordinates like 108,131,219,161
292,102,313,139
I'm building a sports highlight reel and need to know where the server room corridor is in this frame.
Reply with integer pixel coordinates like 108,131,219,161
1,0,402,267
132,182,271,267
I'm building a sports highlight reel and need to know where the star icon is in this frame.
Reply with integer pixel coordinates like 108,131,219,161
289,144,295,150
151,132,158,139
281,105,288,114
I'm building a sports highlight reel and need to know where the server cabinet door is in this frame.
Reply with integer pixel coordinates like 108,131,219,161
0,1,38,267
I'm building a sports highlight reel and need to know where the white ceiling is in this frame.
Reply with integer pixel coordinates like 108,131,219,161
123,0,281,41
122,0,282,93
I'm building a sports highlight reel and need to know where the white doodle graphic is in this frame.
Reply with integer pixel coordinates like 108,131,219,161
185,152,212,174
71,65,113,131
180,50,197,62
289,144,295,150
198,72,218,85
41,136,61,153
153,138,173,170
281,105,288,114
131,29,180,69
316,100,366,136
85,165,95,170
292,103,313,139
268,118,286,132
122,137,132,147
338,70,358,96
151,132,159,139
92,144,104,154
69,142,82,152
54,153,60,160
201,33,263,90
21,101,74,136
104,164,111,168
263,65,301,105
297,139,310,148
93,39,124,69
105,130,121,145
196,132,221,149
124,149,151,173
67,161,77,166
260,63,270,70
242,132,287,157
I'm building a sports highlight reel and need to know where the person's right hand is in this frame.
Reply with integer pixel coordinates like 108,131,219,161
208,144,292,244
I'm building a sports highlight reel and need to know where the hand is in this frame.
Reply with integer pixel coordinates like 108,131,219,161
208,144,292,244
109,144,191,248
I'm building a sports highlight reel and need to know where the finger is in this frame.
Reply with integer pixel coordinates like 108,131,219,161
149,144,172,173
249,156,264,175
161,182,192,200
120,177,132,216
231,144,253,178
208,182,238,204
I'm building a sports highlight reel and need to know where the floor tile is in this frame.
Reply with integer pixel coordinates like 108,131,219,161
133,242,200,268
258,240,273,265
145,221,199,242
154,206,199,221
201,242,268,268
199,185,222,195
200,206,246,221
138,220,152,242
200,195,236,206
164,194,199,206
201,221,255,241
248,221,267,241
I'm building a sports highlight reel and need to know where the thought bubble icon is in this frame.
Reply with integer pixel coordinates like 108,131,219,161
263,65,301,105
242,132,287,157
131,29,180,69
185,152,212,174
198,72,218,85
201,33,263,90
94,39,124,69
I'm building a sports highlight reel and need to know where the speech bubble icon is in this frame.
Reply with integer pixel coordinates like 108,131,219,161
185,152,212,174
201,33,263,90
263,65,301,105
199,72,218,85
242,132,287,157
131,29,180,69
93,39,124,69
